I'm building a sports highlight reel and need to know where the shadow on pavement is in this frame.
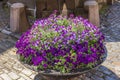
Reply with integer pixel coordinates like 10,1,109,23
34,65,120,80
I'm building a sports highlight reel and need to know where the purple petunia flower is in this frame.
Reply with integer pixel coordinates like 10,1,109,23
32,56,43,66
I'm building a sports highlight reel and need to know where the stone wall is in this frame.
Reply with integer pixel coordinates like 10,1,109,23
8,0,112,18
36,0,86,18
8,0,86,18
36,0,112,18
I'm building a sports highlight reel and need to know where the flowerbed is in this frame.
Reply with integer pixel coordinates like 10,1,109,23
16,12,105,73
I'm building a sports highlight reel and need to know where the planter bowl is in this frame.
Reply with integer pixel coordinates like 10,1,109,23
18,47,107,80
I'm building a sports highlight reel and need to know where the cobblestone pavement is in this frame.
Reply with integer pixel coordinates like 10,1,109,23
0,2,10,31
0,1,120,80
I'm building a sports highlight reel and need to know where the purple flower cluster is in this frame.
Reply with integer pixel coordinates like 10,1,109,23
16,12,105,73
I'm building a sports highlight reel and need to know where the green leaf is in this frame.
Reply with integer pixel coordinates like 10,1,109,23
61,67,66,73
87,63,93,68
25,55,32,64
63,19,69,27
56,20,64,25
88,49,91,54
72,27,77,32
71,52,76,56
37,63,44,70
20,55,25,62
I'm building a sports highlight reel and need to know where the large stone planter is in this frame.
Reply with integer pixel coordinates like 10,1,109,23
18,47,107,80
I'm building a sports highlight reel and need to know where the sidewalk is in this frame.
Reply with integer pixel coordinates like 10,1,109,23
0,1,120,80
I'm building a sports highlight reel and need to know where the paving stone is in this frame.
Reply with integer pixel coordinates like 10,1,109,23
30,74,36,79
109,74,120,80
112,62,120,67
18,77,26,80
105,75,118,80
91,75,104,80
10,33,21,39
6,59,15,65
102,69,112,75
0,73,12,80
19,73,31,80
94,71,104,78
21,68,33,76
0,56,9,64
0,49,4,54
1,29,12,35
8,72,20,79
0,77,3,80
0,43,8,50
0,40,15,49
0,63,4,69
13,63,24,71
98,66,112,75
0,33,8,40
0,70,3,75
4,62,13,68
2,69,10,73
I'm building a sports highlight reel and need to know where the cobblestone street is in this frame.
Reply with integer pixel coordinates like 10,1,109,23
0,1,120,80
